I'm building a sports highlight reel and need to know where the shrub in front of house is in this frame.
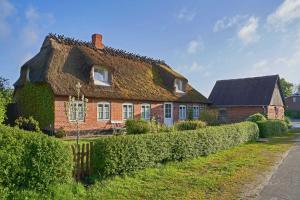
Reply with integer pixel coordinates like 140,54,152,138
55,127,66,138
0,125,73,192
175,120,206,131
256,120,288,138
91,122,259,178
199,109,220,125
15,116,40,132
284,116,292,129
125,119,150,134
246,113,267,123
285,109,300,119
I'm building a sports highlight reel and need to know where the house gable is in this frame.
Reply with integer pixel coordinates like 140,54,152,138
270,82,284,106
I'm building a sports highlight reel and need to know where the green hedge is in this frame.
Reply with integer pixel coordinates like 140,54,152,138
91,122,259,178
125,119,150,134
175,120,206,131
0,125,73,192
246,113,267,123
256,120,288,138
285,109,300,119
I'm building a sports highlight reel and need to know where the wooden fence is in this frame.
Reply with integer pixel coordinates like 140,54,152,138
71,142,93,180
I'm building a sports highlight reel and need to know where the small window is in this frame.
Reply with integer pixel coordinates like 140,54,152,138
97,102,110,120
179,105,186,120
293,97,297,103
193,105,200,119
141,104,151,120
175,79,184,93
69,101,84,122
93,66,110,86
123,103,133,120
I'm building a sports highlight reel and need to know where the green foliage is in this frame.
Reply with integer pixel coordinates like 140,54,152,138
199,109,220,125
174,120,206,131
284,116,292,129
0,93,5,124
280,78,293,97
0,77,13,106
256,120,288,138
15,83,54,128
246,113,267,123
55,127,66,138
125,119,150,134
187,107,193,120
148,117,174,133
285,109,300,119
0,125,73,192
15,116,40,132
91,122,259,178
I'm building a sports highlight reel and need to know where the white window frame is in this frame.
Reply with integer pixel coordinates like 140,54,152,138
179,105,187,120
69,101,84,122
193,105,200,119
93,66,110,86
97,102,110,121
175,79,184,93
122,103,134,120
141,103,151,120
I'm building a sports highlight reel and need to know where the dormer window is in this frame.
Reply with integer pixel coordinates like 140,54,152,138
175,79,184,93
93,66,110,86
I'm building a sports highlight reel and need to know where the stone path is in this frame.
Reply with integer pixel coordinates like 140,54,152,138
256,136,300,200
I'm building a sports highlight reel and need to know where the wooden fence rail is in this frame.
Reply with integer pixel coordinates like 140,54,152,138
71,142,93,180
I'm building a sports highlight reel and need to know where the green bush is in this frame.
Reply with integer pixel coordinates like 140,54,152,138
199,109,220,125
125,119,150,134
175,120,206,131
285,109,300,119
256,120,288,138
55,127,66,138
15,116,40,132
0,93,5,124
0,125,73,192
284,116,292,129
246,113,267,123
91,122,259,178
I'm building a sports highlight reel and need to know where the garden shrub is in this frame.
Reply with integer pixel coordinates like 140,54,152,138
285,109,300,119
199,109,220,125
92,122,259,177
15,116,40,132
246,113,267,123
0,93,5,124
175,120,206,131
284,116,292,129
125,119,150,134
0,125,73,192
256,120,288,138
55,127,66,138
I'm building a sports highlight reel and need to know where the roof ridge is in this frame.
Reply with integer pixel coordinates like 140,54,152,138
47,33,168,67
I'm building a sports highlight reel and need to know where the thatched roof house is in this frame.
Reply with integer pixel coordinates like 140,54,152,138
14,33,208,133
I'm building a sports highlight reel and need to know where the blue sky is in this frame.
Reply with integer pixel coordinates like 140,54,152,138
1,0,300,96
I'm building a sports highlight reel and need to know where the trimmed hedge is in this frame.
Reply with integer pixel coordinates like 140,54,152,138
285,109,300,119
247,113,267,123
0,125,73,191
125,119,150,134
92,122,259,177
256,120,288,138
175,120,206,131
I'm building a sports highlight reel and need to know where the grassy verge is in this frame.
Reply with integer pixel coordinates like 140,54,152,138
86,132,299,200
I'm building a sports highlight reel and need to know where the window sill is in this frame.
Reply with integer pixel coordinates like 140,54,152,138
94,80,111,86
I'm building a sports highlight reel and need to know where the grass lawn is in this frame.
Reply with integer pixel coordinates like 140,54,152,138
86,132,299,200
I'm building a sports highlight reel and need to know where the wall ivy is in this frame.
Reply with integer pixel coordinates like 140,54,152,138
15,83,54,129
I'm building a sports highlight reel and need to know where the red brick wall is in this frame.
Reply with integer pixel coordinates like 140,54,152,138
54,97,203,132
267,106,285,120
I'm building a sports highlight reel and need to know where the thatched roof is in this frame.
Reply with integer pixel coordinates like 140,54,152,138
209,75,284,106
15,34,208,103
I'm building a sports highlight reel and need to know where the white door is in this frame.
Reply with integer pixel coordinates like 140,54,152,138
164,103,173,126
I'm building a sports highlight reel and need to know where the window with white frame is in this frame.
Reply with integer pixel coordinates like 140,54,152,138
141,104,150,120
193,105,200,119
69,101,84,122
175,79,184,93
293,97,297,103
93,66,110,86
97,102,110,120
123,103,133,120
179,105,186,120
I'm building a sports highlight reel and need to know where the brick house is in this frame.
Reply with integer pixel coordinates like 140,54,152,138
14,33,209,134
208,75,285,122
286,93,300,110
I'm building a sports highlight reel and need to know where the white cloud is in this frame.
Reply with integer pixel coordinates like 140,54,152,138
237,16,260,45
213,15,248,32
177,8,197,21
267,0,300,29
187,38,204,54
0,0,15,39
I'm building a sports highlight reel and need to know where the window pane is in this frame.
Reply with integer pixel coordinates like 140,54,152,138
77,103,84,120
94,69,107,82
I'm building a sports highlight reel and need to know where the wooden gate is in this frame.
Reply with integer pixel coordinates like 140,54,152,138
71,142,93,180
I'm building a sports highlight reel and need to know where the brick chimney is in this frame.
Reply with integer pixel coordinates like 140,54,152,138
92,33,104,49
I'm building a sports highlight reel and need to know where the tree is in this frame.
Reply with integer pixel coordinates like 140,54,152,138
280,78,293,97
0,77,13,105
0,93,5,123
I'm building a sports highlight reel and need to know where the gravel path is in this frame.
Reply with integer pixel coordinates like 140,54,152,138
256,136,300,200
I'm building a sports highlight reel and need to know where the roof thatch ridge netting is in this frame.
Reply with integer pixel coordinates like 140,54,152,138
47,33,168,66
